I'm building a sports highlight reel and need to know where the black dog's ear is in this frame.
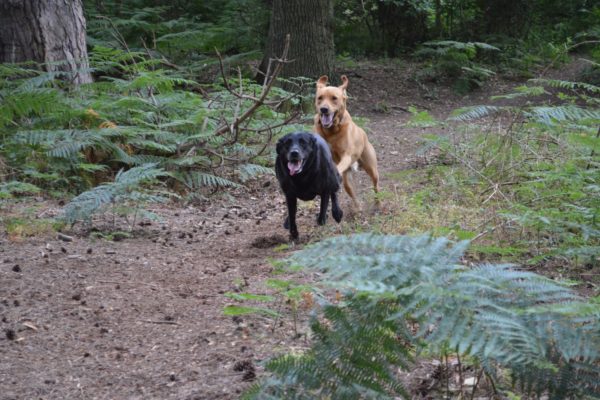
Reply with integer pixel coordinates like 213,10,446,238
276,135,288,155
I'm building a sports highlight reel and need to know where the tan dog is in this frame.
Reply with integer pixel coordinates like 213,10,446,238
313,75,379,210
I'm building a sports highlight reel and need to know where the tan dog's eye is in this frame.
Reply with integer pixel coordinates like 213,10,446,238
332,96,338,101
318,96,323,101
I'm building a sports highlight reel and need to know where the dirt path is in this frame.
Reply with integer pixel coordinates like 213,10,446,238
1,63,530,399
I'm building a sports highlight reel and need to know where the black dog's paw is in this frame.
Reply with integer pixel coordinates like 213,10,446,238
289,228,299,241
317,213,328,226
332,208,343,223
283,216,290,230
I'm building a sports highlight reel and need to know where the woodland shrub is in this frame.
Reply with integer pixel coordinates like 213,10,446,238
245,234,600,399
0,44,302,225
447,78,600,265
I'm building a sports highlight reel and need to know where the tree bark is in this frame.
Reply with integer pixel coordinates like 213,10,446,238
0,0,93,85
257,0,334,84
434,0,443,38
476,0,532,37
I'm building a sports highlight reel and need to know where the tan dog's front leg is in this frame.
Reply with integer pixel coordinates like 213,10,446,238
336,155,354,175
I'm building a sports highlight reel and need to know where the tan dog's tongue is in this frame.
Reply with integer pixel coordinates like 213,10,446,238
320,113,334,127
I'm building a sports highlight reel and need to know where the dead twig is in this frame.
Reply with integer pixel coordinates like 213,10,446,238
470,367,485,400
97,280,160,290
431,142,511,203
178,34,293,155
141,320,180,326
214,34,291,137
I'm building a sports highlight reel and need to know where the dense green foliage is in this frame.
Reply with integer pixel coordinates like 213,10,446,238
335,0,598,57
2,0,598,212
84,0,269,62
447,78,600,264
247,234,600,399
0,45,301,223
1,1,599,398
244,293,412,399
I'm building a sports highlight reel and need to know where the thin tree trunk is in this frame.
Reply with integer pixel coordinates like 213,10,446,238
257,0,334,84
435,0,443,38
0,0,93,85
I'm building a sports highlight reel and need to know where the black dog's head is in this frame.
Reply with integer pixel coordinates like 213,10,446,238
276,132,317,176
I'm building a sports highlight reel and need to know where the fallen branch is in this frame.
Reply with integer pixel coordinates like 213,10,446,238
141,319,180,326
178,34,295,156
214,34,291,137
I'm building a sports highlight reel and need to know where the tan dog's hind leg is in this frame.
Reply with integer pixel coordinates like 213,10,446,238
342,170,360,211
360,141,380,202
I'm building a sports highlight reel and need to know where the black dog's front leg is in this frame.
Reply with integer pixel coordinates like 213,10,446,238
317,193,329,225
331,191,343,223
285,194,299,240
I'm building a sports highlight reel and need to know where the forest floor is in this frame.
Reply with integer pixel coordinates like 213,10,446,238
0,59,592,400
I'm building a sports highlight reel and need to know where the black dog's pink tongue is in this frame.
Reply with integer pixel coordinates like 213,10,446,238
287,161,302,176
320,113,334,127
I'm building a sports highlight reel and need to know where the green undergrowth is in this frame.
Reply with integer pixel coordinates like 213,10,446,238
244,234,600,399
383,166,484,240
0,44,305,228
2,216,62,239
0,203,66,239
379,78,599,274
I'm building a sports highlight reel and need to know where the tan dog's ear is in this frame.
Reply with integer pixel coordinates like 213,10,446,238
317,75,328,89
339,75,349,91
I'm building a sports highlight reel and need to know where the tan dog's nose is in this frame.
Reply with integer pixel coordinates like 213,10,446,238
319,107,330,114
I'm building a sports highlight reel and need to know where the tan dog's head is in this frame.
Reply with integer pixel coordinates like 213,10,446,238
315,75,348,129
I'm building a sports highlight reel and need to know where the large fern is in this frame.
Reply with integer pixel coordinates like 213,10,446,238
249,234,600,399
1,45,297,197
62,164,170,224
446,78,599,265
244,294,412,400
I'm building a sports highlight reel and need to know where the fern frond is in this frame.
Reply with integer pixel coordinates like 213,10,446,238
122,154,170,166
128,139,177,153
114,163,169,185
175,171,240,190
280,234,600,399
62,164,169,224
491,85,548,99
527,105,600,125
449,105,503,121
0,88,66,127
236,163,274,182
247,295,411,399
0,181,42,196
529,78,600,94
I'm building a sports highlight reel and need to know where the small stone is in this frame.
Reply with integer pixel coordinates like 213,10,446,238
57,233,73,242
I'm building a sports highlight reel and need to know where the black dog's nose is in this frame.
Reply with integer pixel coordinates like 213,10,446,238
320,107,329,114
290,150,300,159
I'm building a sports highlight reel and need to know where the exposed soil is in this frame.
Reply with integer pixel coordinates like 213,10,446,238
0,60,592,399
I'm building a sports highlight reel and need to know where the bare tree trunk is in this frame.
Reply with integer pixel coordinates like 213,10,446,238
0,0,93,85
435,0,443,38
257,0,334,84
476,0,532,36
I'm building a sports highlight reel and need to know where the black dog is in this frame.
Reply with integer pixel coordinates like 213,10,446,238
275,131,343,240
